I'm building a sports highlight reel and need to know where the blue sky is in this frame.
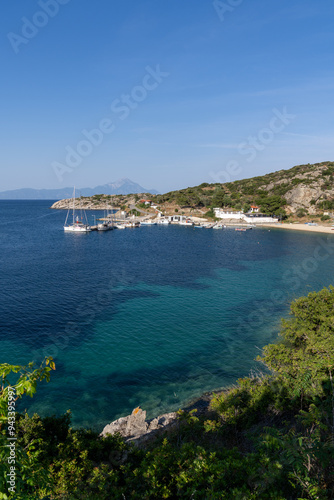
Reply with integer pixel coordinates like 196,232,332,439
1,0,334,193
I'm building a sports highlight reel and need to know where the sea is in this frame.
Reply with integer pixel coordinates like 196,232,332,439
1,200,334,430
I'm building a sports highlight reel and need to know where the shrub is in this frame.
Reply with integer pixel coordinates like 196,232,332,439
296,208,307,218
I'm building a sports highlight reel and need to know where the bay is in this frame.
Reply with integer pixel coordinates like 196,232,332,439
0,200,333,429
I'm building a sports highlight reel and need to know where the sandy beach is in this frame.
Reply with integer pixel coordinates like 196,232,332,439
261,222,334,235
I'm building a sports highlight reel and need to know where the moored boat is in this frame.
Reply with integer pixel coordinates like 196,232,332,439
64,188,91,232
97,221,110,231
140,220,157,225
179,220,194,226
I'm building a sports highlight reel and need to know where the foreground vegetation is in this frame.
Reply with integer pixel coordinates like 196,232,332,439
1,287,334,499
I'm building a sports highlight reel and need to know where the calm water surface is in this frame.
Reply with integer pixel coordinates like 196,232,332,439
1,200,333,429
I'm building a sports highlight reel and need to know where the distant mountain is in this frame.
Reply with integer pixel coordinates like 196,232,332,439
0,178,159,200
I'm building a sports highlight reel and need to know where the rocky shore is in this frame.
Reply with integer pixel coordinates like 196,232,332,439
100,391,218,446
50,193,143,210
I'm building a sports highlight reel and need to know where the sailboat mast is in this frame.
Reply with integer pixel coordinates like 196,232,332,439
73,186,75,224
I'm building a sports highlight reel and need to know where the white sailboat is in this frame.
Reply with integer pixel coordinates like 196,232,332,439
64,188,91,232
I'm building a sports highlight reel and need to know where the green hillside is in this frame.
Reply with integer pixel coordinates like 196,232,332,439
153,161,334,218
51,161,334,221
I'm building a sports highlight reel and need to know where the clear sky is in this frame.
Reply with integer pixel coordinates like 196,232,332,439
1,0,334,193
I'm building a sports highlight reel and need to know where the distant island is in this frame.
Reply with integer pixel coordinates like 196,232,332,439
51,161,334,223
0,178,158,200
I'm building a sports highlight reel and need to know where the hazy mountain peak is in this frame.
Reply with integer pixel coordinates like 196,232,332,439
0,179,159,200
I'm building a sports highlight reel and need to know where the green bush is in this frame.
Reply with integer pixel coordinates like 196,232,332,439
296,208,307,218
204,209,215,219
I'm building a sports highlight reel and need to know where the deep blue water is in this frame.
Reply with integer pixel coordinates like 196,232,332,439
1,200,334,429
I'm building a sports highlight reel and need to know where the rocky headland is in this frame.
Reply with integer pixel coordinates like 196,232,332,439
50,193,145,210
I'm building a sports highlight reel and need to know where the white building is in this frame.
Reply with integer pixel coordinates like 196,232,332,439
249,205,260,213
213,208,278,224
167,215,191,223
213,209,244,220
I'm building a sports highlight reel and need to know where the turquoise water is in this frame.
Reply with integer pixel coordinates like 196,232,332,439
1,201,334,429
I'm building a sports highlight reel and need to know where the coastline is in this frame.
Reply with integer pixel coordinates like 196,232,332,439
261,222,334,235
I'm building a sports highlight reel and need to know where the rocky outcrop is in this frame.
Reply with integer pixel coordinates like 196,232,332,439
100,407,178,445
284,185,325,214
50,193,145,210
100,393,214,446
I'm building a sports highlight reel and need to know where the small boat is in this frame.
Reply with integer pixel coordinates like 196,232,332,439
97,213,114,231
97,221,110,231
179,220,194,226
235,228,247,231
64,188,91,232
140,220,157,225
115,224,126,229
123,222,140,228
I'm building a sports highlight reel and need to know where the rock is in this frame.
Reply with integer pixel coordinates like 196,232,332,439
100,407,147,440
100,407,178,445
285,185,324,213
50,194,142,210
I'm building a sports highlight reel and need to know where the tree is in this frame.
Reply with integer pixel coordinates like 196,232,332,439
243,203,251,213
258,286,334,402
255,195,286,214
0,358,55,498
0,358,55,429
296,208,307,218
211,189,225,207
